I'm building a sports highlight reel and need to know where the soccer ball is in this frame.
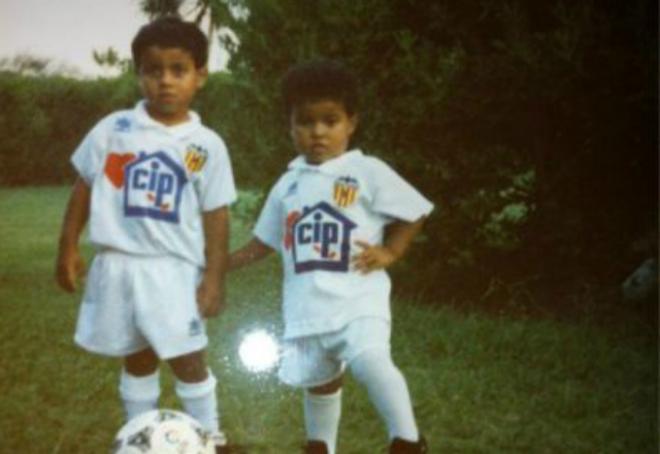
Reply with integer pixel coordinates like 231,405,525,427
111,409,214,454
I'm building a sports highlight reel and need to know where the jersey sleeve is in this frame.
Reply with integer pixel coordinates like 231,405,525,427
253,183,285,251
197,136,237,211
70,118,109,184
367,157,434,222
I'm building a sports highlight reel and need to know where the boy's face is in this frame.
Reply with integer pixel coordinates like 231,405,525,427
138,46,207,125
290,99,357,165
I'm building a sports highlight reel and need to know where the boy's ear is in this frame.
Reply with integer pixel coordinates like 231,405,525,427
196,66,209,88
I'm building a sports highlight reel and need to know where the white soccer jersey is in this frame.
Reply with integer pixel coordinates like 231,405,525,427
254,149,434,339
72,100,237,267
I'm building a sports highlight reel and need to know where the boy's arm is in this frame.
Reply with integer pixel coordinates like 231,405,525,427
197,206,230,318
353,217,426,274
228,238,274,271
55,178,91,292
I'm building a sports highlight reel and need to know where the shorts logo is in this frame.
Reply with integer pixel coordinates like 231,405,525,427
184,144,208,173
124,151,187,223
290,201,357,273
333,176,359,207
188,318,203,337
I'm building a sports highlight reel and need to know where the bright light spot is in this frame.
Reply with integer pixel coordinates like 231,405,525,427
238,330,279,373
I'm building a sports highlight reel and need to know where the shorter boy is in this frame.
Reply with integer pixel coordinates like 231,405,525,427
55,17,235,453
230,60,432,453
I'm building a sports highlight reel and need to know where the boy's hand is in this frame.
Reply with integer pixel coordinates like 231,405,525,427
352,240,397,274
55,248,86,293
196,272,224,318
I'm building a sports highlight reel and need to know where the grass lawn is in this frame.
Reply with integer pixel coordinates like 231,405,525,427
0,186,656,453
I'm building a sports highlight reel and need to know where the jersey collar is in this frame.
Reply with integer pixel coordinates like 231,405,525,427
288,149,363,175
134,100,202,138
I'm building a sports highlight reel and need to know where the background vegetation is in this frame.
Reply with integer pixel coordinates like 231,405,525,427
0,0,656,313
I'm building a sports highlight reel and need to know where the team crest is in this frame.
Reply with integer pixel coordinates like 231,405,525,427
333,176,359,207
184,144,208,173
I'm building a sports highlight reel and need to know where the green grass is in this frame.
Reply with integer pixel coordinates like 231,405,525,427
0,186,656,453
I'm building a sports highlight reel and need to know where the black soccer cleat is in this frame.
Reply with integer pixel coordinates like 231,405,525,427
305,439,329,453
389,435,428,453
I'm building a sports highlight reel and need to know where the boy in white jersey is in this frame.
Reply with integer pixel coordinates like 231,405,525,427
55,17,235,453
229,60,432,453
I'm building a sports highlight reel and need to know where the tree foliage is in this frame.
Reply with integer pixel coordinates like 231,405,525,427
218,0,657,305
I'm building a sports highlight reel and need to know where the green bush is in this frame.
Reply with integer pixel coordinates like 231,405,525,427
0,72,283,188
222,0,657,306
0,73,139,186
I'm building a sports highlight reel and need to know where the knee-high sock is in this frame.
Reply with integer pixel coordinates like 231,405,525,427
304,389,342,454
119,368,160,422
175,370,220,434
350,349,419,442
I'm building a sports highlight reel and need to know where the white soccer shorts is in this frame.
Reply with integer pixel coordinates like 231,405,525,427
74,250,208,359
278,317,391,388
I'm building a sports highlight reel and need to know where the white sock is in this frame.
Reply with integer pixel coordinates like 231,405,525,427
304,389,342,454
349,349,419,442
175,370,220,434
119,368,160,422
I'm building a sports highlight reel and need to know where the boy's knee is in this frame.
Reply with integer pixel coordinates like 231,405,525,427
309,375,343,395
168,349,208,382
124,348,159,376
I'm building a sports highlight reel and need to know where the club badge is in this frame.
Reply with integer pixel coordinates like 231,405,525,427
333,176,359,208
184,144,208,173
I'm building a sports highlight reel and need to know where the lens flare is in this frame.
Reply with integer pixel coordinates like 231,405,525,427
238,329,279,373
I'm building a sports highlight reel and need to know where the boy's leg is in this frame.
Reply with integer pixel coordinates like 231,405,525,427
349,348,420,443
121,347,161,421
168,349,221,436
304,376,343,454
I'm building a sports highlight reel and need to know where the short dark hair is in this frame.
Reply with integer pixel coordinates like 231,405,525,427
281,59,359,117
131,16,208,70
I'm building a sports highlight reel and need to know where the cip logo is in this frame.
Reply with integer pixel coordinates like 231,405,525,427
290,201,357,273
124,151,187,223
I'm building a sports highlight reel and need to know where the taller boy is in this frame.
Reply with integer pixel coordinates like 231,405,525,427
230,60,432,453
55,17,235,452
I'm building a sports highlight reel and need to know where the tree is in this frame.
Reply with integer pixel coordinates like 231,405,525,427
210,0,658,306
93,47,133,75
139,0,184,19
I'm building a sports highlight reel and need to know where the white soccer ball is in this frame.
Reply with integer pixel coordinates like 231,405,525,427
111,409,214,454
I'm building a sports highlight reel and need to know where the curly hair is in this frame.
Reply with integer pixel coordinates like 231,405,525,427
281,59,359,117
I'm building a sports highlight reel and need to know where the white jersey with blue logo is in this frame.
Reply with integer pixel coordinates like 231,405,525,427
72,100,237,267
254,149,434,339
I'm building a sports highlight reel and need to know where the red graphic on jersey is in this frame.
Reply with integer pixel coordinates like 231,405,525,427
283,211,301,250
147,192,170,211
146,193,171,211
313,244,337,259
104,152,136,188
